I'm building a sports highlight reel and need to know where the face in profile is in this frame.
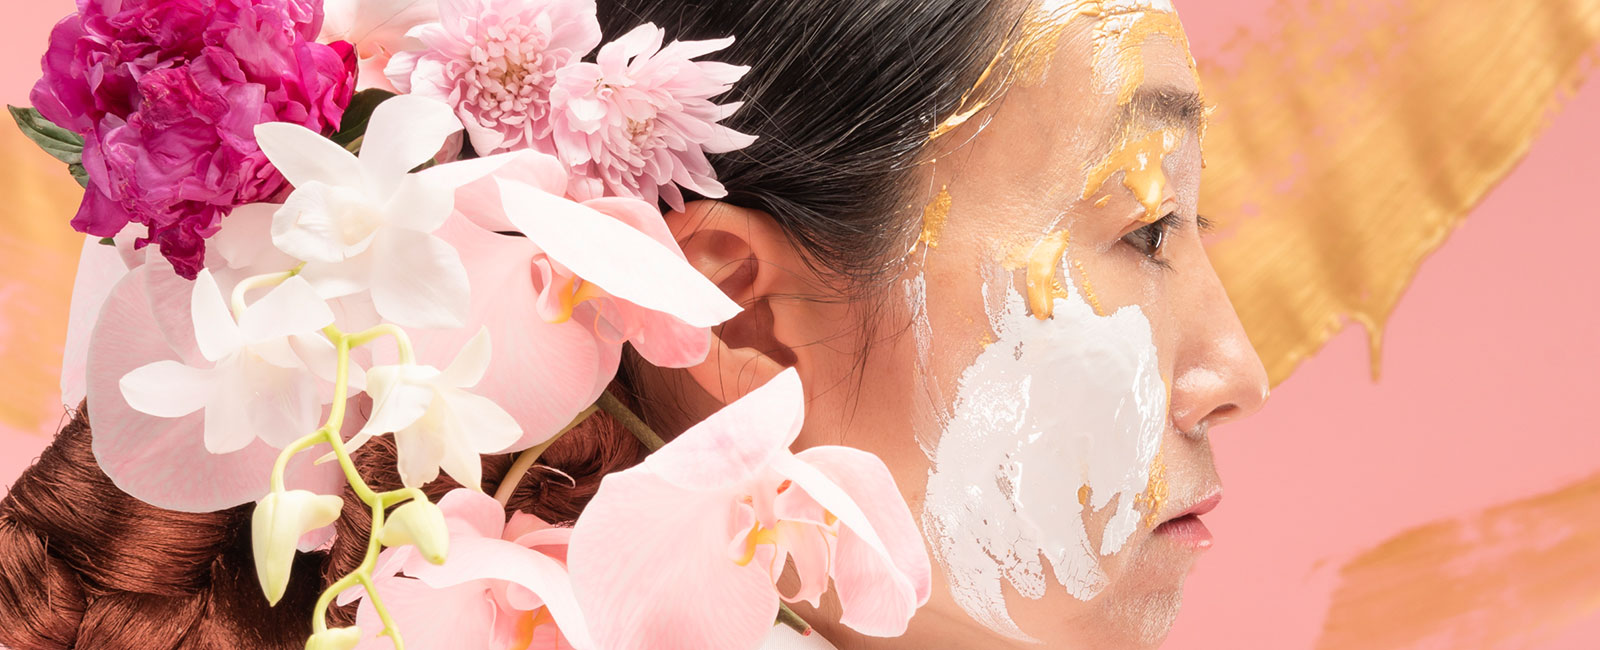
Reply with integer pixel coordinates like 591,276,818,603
762,3,1270,648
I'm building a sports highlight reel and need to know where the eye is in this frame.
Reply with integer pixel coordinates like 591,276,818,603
1122,213,1179,261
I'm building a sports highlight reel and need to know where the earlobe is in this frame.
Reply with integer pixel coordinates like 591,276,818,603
666,201,805,405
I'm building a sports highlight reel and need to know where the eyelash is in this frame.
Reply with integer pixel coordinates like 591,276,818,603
1122,213,1181,266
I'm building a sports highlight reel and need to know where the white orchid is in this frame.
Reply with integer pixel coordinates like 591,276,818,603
252,489,345,605
356,328,522,490
255,94,515,329
119,269,338,454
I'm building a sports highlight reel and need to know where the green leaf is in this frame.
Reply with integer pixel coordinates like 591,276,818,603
8,105,83,166
98,237,115,247
68,162,89,188
330,89,397,149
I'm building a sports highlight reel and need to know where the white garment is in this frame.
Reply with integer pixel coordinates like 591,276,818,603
760,624,839,650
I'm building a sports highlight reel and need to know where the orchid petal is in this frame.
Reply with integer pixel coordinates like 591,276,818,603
212,203,299,271
437,485,508,539
255,122,362,190
191,270,242,362
449,150,570,231
360,365,437,436
64,235,132,407
406,536,595,650
357,577,496,649
359,94,463,180
300,252,375,299
440,389,523,457
88,272,341,513
496,179,740,328
382,173,455,235
415,216,615,450
438,327,491,388
641,369,804,490
569,471,778,650
369,229,469,328
119,360,212,418
238,276,336,343
272,182,378,264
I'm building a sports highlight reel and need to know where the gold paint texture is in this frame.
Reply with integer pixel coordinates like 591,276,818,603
1317,472,1600,649
0,126,88,435
1133,447,1168,528
1072,259,1105,316
1025,229,1072,319
1198,0,1600,385
1084,128,1182,222
918,186,953,250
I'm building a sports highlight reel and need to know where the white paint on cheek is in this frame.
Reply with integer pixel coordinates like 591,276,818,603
921,278,1167,642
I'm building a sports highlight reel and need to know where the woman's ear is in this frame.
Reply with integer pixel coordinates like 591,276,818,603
665,200,813,406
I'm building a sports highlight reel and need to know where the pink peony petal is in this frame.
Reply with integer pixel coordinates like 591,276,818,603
496,179,741,328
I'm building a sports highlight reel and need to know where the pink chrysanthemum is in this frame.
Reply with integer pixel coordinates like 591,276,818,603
387,0,602,156
549,24,757,211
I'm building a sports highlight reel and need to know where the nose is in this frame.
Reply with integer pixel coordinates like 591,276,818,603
1168,250,1270,437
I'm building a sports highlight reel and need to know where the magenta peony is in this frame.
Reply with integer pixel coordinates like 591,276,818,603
31,0,356,279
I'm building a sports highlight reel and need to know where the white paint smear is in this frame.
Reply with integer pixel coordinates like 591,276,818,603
921,276,1166,642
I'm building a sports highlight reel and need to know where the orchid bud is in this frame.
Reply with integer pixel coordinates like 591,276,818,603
252,490,344,605
304,625,362,650
379,499,450,565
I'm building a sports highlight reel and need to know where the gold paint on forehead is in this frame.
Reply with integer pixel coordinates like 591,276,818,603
1025,229,1073,319
929,1,1190,142
1199,0,1600,385
1083,128,1182,223
918,186,953,250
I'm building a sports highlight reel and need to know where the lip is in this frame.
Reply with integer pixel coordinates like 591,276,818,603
1153,486,1221,551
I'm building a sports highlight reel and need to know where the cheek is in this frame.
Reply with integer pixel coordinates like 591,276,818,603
909,252,1169,642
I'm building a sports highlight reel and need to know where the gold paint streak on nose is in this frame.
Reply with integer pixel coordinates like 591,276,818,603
1025,229,1073,319
1197,0,1600,386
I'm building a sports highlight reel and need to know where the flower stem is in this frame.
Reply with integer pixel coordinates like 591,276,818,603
494,405,598,507
777,603,813,636
595,391,665,451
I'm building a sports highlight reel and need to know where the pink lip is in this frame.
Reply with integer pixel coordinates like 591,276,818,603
1153,487,1222,551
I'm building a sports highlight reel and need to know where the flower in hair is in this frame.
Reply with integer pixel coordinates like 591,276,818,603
549,24,757,211
386,0,603,156
567,370,932,650
345,489,594,649
118,269,339,455
320,0,441,91
31,0,355,279
258,94,520,329
354,329,523,490
409,155,743,450
254,489,345,605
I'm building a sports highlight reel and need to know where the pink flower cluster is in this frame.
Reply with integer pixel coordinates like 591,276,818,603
388,0,754,211
32,0,355,278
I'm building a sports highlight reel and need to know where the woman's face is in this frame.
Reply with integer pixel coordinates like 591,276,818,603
778,4,1270,648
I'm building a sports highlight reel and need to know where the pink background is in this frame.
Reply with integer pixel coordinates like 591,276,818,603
1,2,1597,648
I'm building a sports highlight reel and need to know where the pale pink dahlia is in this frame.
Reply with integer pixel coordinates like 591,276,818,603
386,0,602,156
549,24,757,211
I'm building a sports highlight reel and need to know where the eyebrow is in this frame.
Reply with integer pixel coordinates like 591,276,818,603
1119,85,1206,135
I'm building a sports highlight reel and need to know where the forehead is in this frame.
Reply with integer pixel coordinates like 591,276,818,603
928,5,1200,219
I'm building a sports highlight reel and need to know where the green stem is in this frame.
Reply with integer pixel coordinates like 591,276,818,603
493,405,598,507
595,391,665,451
777,603,813,636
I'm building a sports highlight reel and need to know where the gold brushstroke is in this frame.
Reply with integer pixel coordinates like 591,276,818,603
1025,229,1072,319
0,126,88,435
918,186,953,250
1072,259,1105,316
1198,0,1600,385
1316,472,1600,649
1134,446,1168,528
1083,128,1182,222
1095,10,1192,105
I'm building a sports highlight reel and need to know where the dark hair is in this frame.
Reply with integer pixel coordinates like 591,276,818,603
0,1,1010,647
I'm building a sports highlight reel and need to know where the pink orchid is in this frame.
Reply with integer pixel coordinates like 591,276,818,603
567,370,933,650
320,0,441,91
386,0,602,156
409,150,740,450
345,489,593,649
549,23,756,211
84,259,347,512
